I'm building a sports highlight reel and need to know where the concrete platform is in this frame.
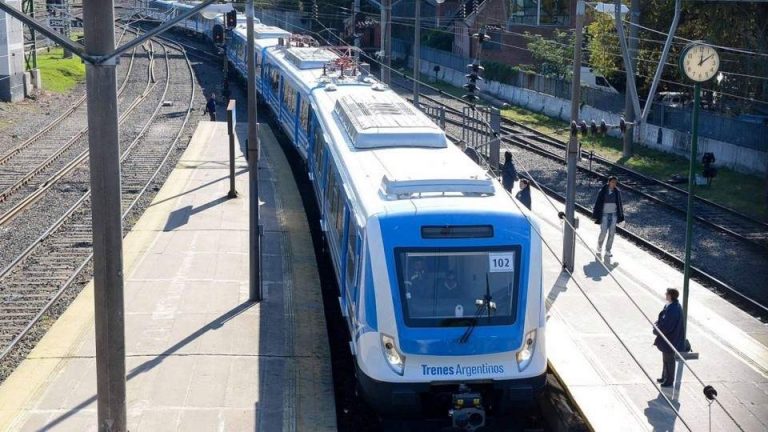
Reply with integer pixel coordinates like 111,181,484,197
523,181,768,431
0,121,336,431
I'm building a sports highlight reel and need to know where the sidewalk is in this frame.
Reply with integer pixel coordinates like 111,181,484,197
0,121,336,431
528,182,768,431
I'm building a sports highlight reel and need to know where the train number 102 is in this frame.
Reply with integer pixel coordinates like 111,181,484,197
489,253,514,273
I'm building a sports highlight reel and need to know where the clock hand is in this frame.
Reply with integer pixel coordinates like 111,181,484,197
700,54,714,66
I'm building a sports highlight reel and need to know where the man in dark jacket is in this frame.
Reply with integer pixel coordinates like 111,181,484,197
501,151,518,193
515,178,531,210
592,176,625,257
653,288,685,387
204,93,217,121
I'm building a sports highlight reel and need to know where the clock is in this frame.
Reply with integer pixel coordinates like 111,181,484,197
680,43,720,83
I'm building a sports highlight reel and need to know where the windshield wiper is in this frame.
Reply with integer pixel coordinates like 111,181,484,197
458,274,495,344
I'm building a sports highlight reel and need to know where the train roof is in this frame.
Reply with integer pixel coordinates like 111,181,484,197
230,21,291,50
263,42,521,226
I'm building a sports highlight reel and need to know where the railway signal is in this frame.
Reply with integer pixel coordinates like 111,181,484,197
463,27,490,104
213,24,224,44
226,10,236,28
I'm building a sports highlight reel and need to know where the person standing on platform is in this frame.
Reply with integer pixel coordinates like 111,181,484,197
516,179,531,210
204,93,217,121
592,176,624,257
653,288,685,388
501,151,518,193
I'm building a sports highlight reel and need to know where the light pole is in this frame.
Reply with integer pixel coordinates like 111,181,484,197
413,0,444,107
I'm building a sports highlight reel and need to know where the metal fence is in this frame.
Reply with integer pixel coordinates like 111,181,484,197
395,39,767,151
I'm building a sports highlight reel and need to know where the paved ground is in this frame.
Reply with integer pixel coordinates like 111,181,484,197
0,121,336,431
524,179,768,431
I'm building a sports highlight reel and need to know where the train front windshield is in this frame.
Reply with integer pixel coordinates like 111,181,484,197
396,248,520,328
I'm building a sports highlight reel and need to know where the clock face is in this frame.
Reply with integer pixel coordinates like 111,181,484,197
682,44,720,82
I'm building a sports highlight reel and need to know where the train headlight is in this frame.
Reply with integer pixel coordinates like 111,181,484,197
381,334,405,376
515,329,537,371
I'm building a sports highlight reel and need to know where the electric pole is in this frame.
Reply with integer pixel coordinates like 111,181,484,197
413,0,420,106
562,0,585,272
623,0,639,158
353,0,360,62
82,0,127,429
380,0,391,84
247,0,261,301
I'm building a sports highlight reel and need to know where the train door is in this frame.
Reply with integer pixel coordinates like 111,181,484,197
310,114,326,204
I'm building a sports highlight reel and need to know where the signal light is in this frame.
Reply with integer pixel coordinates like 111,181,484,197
226,10,237,28
619,117,627,134
579,121,588,136
570,121,578,137
590,120,597,136
599,120,608,135
213,25,224,44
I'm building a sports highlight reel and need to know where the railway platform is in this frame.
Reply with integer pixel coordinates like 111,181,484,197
0,121,336,431
526,183,768,431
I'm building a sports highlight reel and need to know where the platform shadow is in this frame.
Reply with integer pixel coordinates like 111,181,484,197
38,301,256,431
582,256,619,281
546,270,571,311
644,393,682,432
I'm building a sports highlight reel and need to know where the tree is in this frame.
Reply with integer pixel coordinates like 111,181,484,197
524,30,574,79
586,13,621,86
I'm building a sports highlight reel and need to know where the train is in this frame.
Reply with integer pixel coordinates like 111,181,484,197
142,2,546,426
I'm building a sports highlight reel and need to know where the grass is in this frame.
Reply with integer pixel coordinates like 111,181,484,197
501,105,768,221
37,47,86,93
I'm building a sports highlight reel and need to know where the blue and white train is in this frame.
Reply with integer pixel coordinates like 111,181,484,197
143,2,546,424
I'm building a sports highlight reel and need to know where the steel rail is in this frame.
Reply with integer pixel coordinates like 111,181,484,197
0,37,194,363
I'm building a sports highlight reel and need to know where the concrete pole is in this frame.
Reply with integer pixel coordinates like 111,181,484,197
562,0,585,272
381,0,391,84
247,0,261,302
623,0,639,157
353,0,360,62
413,0,420,106
82,0,127,430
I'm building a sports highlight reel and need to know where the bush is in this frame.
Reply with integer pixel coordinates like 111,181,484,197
480,60,526,85
421,29,452,51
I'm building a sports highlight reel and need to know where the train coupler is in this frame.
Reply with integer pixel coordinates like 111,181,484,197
449,384,486,431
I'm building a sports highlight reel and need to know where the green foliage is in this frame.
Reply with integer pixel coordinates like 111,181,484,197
480,60,533,85
421,29,452,51
523,30,573,79
37,47,85,93
586,14,620,82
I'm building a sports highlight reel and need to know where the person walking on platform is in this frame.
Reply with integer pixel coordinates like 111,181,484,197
501,151,518,193
204,93,217,121
516,178,531,210
592,176,624,257
653,288,685,388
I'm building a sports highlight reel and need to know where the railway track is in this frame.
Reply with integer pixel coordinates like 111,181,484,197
0,28,146,224
0,36,196,372
435,98,768,251
385,74,768,315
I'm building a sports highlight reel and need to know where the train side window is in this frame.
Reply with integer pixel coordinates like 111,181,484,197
335,198,346,247
299,99,310,134
313,123,325,178
282,84,296,113
269,68,280,92
345,225,358,291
